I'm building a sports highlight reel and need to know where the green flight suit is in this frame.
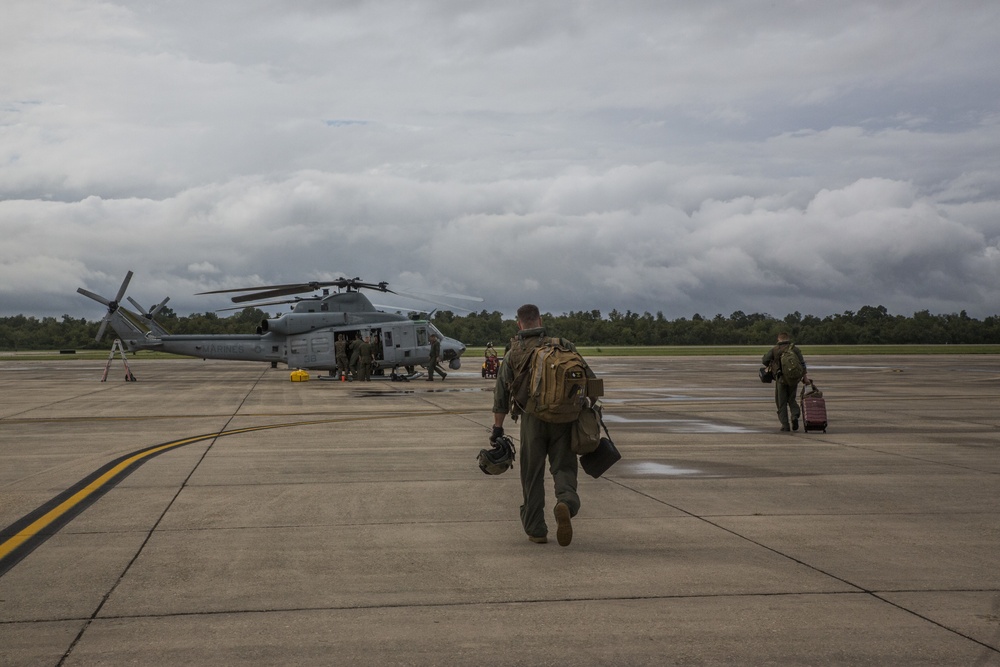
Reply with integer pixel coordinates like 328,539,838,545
427,337,446,381
349,338,362,380
493,327,583,540
358,339,374,381
761,341,806,429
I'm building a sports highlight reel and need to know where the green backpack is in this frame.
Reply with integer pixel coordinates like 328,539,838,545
510,337,592,423
778,344,805,386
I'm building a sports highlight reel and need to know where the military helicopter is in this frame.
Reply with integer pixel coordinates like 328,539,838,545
77,271,473,377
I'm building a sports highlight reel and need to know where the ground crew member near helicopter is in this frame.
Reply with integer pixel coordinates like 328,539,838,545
335,334,349,380
349,334,362,381
427,333,447,381
358,335,374,382
490,304,589,547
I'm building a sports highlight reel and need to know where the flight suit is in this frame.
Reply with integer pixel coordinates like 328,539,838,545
493,327,583,540
349,337,362,380
427,336,446,381
358,339,374,381
761,341,806,430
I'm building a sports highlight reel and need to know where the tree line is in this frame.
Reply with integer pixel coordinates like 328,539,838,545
433,305,1000,346
1,304,998,351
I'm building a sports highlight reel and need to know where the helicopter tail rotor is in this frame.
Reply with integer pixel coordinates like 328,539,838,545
127,295,170,321
77,271,133,342
126,295,171,335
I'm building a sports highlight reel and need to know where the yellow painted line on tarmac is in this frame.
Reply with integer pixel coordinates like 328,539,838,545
0,409,476,576
0,440,190,562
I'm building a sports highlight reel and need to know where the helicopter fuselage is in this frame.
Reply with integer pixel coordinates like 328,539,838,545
83,274,468,374
122,316,465,373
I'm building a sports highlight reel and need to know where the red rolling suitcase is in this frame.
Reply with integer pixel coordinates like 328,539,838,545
799,381,828,433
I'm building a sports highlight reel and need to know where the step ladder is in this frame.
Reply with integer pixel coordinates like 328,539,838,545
102,339,136,382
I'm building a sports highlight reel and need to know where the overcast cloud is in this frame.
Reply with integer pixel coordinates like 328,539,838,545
3,1,999,322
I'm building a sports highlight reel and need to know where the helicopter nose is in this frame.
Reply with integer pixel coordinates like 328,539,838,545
441,337,465,364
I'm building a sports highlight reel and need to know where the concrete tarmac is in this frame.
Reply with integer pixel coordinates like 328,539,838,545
1,354,998,666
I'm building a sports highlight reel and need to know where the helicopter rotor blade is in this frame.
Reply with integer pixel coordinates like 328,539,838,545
77,287,111,307
389,292,477,313
395,287,483,303
95,318,109,342
125,296,166,317
114,271,133,305
127,296,146,313
149,297,169,317
200,278,398,304
196,283,313,296
229,286,319,303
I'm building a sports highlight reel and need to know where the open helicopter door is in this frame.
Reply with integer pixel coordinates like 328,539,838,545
377,328,396,366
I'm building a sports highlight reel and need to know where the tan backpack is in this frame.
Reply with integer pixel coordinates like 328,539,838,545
509,337,596,423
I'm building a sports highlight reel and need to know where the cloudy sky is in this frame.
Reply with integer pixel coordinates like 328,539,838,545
3,1,999,322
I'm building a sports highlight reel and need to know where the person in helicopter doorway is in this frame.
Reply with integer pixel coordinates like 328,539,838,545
349,334,362,381
761,332,809,432
358,335,374,382
427,333,447,381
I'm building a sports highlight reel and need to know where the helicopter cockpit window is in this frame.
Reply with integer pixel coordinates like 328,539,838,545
416,327,429,346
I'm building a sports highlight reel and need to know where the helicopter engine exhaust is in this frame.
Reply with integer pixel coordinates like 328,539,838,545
260,312,349,336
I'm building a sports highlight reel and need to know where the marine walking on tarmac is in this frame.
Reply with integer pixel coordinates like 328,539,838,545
761,332,809,432
427,333,447,381
489,304,597,547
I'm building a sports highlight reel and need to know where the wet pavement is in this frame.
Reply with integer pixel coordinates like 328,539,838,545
1,354,999,665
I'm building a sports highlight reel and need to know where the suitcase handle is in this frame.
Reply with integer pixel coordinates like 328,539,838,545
800,379,822,399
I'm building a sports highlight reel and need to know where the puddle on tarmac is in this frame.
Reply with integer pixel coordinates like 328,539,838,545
614,459,777,479
601,397,768,405
601,415,756,434
627,462,706,476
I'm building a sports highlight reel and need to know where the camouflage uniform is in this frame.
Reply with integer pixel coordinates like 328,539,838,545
335,336,349,379
358,337,374,382
493,327,582,540
349,336,361,381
